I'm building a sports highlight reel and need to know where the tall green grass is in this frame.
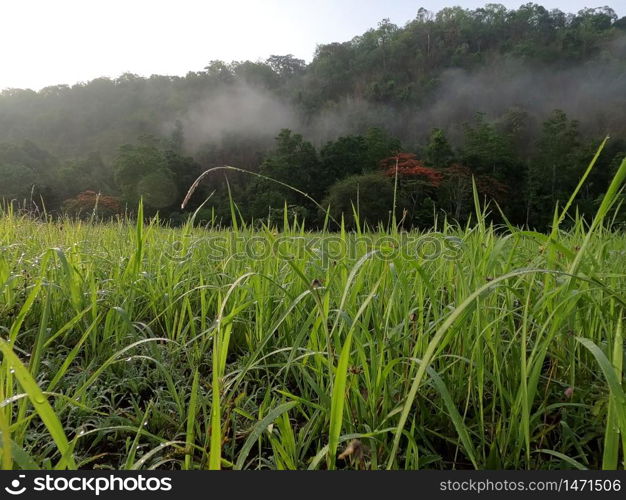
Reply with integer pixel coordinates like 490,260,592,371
0,155,625,470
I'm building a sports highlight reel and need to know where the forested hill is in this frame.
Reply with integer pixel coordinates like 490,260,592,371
1,4,626,229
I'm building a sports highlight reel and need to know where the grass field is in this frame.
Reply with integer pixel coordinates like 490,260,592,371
1,156,626,470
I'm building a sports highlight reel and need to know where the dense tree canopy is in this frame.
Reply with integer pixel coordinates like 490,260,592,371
0,4,625,230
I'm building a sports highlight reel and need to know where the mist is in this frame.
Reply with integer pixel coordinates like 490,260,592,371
177,83,299,152
177,34,626,152
418,35,626,143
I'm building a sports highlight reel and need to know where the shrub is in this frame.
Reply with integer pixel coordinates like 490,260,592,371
62,190,123,219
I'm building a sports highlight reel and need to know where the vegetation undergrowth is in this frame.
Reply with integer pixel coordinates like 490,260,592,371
0,153,625,470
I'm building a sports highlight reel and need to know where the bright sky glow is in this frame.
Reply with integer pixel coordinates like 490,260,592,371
1,0,623,90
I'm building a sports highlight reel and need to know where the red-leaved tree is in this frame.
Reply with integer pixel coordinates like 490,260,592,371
379,153,443,226
379,154,509,224
380,153,443,186
62,191,123,219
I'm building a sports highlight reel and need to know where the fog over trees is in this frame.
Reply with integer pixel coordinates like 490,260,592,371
1,3,625,229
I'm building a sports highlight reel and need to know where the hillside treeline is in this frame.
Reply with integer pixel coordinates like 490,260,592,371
1,3,625,229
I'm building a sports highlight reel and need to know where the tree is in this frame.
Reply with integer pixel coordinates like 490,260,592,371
265,55,305,78
163,149,202,206
318,135,369,196
62,190,122,219
204,60,234,84
114,142,178,210
53,152,113,201
363,128,401,170
527,109,582,228
380,153,443,226
232,61,280,89
0,4,623,226
461,113,518,179
424,128,455,167
380,153,443,186
168,120,184,154
260,129,318,191
324,173,395,228
438,164,508,222
0,163,37,201
376,18,399,73
308,42,355,103
0,141,60,208
249,129,319,219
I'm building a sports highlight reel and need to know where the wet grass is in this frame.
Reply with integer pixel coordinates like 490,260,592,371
0,156,625,470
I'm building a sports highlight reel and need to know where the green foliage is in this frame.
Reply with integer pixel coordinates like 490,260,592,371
114,142,171,206
112,139,202,213
0,5,624,229
1,156,626,470
317,128,401,200
363,128,402,169
54,153,113,201
324,173,395,228
461,114,518,178
527,110,583,227
424,128,455,167
0,163,36,200
248,129,319,218
319,136,369,190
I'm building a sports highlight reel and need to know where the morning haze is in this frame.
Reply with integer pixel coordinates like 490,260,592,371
1,2,626,473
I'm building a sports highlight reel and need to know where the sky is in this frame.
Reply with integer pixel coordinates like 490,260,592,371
1,0,623,91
